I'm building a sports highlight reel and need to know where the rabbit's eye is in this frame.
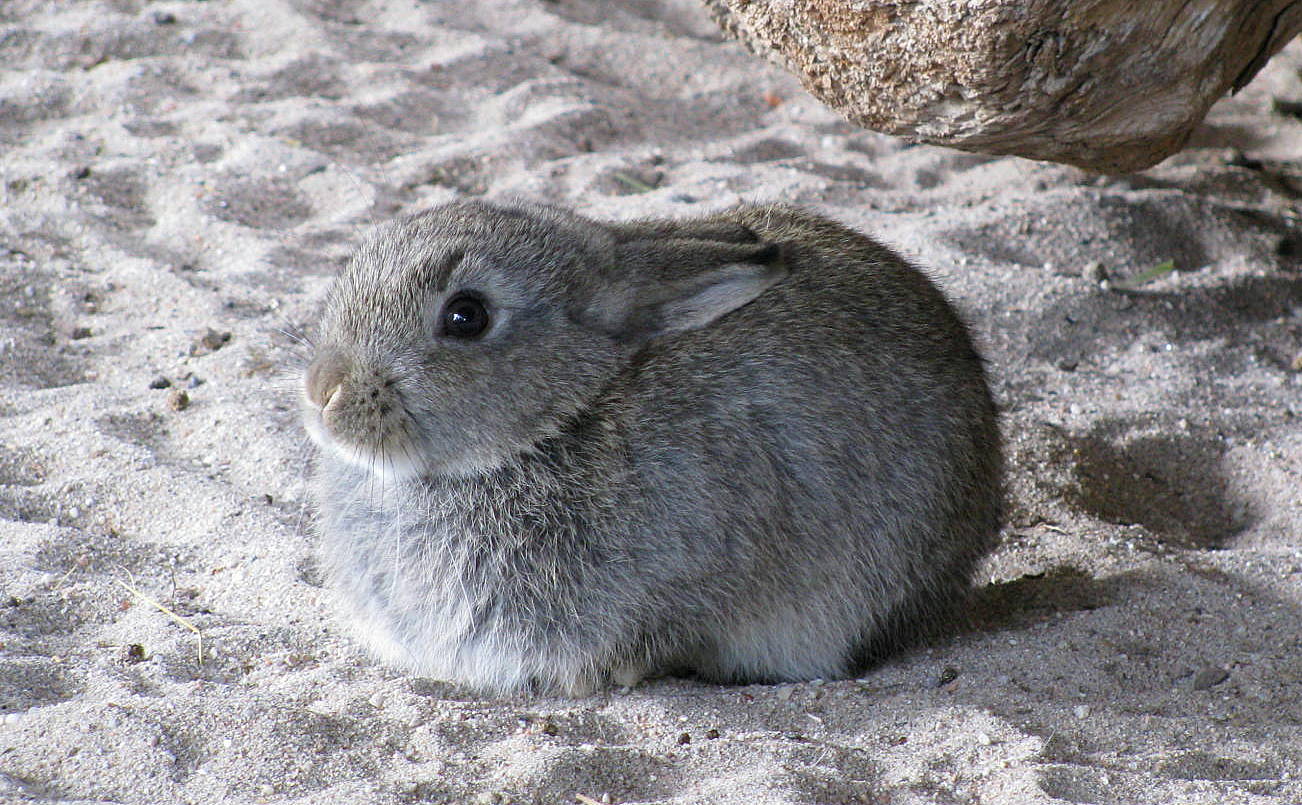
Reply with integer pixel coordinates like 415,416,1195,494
442,294,490,339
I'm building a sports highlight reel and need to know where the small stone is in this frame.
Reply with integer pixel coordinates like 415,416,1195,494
151,11,177,24
1056,358,1078,372
71,166,92,180
1272,98,1302,118
539,719,559,736
936,666,960,687
167,388,190,411
1192,665,1229,691
148,375,172,389
190,329,231,356
1086,261,1107,284
121,644,146,664
69,326,93,340
1072,705,1090,719
1225,148,1262,170
705,728,720,739
976,732,992,745
676,732,691,745
775,684,795,701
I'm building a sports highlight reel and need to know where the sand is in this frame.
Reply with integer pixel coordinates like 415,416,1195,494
1,1,1300,803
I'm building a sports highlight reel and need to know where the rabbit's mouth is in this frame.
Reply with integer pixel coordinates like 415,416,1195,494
302,397,426,482
301,352,429,481
308,421,519,481
301,366,519,482
309,428,426,481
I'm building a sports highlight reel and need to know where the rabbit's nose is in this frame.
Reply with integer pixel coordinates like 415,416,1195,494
306,353,347,409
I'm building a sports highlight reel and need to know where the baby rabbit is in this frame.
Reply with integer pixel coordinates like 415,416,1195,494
302,199,1001,696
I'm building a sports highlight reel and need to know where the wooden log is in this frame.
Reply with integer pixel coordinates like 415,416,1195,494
702,0,1302,173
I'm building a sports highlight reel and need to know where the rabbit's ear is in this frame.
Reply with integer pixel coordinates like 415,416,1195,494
584,239,786,342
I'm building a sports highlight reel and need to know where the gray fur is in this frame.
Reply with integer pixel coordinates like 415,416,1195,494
302,199,1002,696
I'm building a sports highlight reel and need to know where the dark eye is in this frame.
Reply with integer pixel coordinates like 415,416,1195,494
441,294,490,339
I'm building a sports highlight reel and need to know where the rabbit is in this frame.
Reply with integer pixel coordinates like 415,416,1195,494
301,198,1002,696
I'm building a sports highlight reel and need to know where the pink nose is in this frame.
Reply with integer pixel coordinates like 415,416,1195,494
305,353,347,409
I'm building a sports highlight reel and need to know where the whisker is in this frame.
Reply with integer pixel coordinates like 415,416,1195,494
292,434,315,541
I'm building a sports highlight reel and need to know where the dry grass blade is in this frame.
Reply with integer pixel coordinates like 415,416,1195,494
610,172,656,193
114,577,204,668
1110,259,1175,291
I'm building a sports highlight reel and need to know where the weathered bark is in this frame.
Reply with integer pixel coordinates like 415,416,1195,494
703,0,1302,173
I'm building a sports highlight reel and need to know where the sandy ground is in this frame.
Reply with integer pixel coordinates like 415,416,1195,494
1,1,1300,803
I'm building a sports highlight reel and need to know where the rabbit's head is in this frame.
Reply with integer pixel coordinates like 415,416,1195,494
303,199,786,479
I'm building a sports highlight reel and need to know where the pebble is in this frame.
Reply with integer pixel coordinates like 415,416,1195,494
148,375,171,389
1072,705,1090,719
976,732,992,745
190,329,232,356
1192,665,1230,691
775,684,795,701
167,388,190,411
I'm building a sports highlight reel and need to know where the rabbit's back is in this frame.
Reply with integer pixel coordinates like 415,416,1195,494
615,205,1000,677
